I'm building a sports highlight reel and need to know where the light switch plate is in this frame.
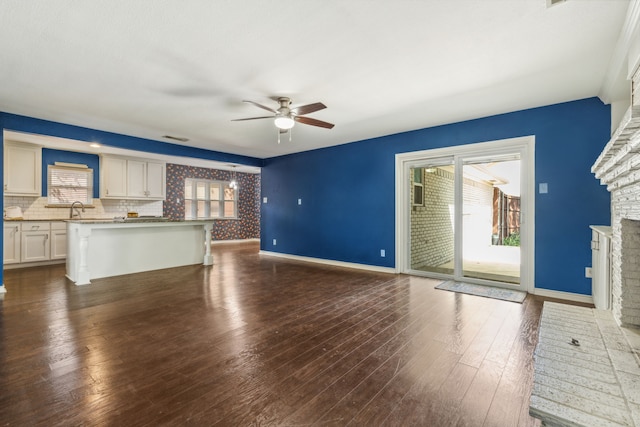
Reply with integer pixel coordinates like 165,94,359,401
539,183,548,194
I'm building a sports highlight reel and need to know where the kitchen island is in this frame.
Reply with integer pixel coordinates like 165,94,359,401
66,219,214,285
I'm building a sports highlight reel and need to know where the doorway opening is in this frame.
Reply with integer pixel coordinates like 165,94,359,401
396,137,534,292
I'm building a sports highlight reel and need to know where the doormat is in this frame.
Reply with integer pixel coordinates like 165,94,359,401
435,281,527,303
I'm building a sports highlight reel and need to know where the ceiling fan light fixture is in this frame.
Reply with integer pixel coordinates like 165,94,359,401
274,115,295,130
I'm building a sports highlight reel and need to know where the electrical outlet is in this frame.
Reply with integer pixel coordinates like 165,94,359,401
298,198,302,205
263,197,268,203
273,239,277,246
380,249,386,257
585,267,592,278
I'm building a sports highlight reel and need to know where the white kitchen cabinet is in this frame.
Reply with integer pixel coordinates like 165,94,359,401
21,222,50,263
101,155,165,200
3,221,67,265
145,161,165,198
4,141,42,196
50,222,67,260
3,222,21,264
101,156,128,198
126,159,147,198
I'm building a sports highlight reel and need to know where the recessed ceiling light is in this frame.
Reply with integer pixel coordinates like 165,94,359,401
163,135,189,142
546,0,567,8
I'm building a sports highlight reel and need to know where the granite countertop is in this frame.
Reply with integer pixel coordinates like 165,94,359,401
5,217,169,223
66,217,171,224
4,218,70,222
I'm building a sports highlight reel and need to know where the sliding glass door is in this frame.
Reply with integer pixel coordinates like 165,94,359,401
461,154,521,284
401,138,532,292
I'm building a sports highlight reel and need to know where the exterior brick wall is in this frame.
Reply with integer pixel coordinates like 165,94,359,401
411,168,455,269
410,167,494,270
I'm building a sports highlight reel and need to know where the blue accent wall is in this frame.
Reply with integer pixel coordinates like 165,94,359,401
261,97,612,295
42,149,100,198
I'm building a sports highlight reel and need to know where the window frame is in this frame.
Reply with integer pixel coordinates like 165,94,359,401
47,163,94,206
184,178,238,220
412,167,424,207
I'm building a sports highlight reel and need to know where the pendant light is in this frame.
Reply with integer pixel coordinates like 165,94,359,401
229,165,238,189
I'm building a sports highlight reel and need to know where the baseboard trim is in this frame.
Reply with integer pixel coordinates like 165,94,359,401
532,287,594,305
3,259,66,270
259,250,396,274
212,238,260,245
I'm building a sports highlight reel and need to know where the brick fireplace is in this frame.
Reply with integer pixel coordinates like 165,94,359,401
593,104,640,327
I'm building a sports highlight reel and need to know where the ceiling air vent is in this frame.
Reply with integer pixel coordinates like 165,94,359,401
546,0,567,8
163,135,189,142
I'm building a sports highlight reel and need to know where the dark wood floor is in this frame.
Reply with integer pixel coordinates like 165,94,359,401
0,241,551,426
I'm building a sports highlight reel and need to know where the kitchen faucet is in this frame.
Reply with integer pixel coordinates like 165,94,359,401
70,201,85,219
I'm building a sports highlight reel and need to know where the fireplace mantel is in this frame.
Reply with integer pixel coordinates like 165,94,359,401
592,105,640,190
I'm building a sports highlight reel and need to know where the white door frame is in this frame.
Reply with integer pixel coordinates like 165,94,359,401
395,136,535,293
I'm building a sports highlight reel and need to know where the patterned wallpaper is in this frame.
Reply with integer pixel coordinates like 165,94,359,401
163,163,260,240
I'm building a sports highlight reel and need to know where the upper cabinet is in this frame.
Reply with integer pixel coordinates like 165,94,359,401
101,155,165,200
101,156,127,198
4,141,42,197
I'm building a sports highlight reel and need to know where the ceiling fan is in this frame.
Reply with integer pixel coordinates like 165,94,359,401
232,97,335,135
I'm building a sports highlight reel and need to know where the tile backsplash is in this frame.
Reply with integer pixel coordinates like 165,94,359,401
3,196,163,220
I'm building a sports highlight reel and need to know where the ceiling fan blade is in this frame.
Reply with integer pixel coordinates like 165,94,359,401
291,102,326,115
243,100,277,113
231,116,273,122
295,115,335,129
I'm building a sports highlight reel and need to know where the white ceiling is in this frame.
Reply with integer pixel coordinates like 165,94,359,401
0,0,633,160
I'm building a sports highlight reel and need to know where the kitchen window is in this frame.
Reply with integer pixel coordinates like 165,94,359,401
184,178,237,219
47,163,93,205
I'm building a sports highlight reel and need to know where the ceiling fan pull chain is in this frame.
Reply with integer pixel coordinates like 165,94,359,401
289,128,292,142
277,130,281,144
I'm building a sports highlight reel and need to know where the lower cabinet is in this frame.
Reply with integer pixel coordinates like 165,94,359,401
21,222,50,263
3,223,21,264
50,222,67,260
3,221,66,265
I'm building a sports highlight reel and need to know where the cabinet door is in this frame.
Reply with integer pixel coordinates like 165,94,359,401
102,156,127,198
50,229,67,260
145,161,165,199
3,224,21,264
4,142,42,196
21,231,50,262
127,160,147,198
50,222,67,259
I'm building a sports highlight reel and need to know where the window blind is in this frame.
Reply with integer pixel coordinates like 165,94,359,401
48,165,93,205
